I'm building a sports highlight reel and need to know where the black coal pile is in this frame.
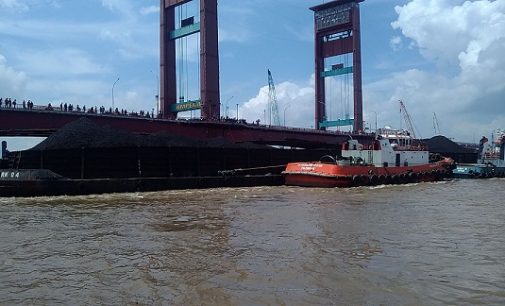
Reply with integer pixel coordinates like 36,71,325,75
33,118,140,150
424,135,474,154
32,118,260,150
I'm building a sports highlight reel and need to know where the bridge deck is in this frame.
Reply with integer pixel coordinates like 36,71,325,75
0,107,372,148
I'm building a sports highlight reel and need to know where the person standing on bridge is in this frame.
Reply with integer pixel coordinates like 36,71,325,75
0,98,3,107
12,99,16,108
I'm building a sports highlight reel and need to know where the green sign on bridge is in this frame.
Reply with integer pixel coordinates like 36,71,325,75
171,100,201,113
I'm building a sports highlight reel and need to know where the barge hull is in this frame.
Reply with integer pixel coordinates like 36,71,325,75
0,175,284,197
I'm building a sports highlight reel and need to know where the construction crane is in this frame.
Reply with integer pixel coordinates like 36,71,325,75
267,69,281,126
399,100,418,139
433,112,441,135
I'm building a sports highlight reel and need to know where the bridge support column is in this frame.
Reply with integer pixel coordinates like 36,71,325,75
311,0,364,132
160,0,220,120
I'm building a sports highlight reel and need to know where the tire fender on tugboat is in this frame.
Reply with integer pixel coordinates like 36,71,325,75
370,175,379,186
400,173,408,183
408,172,417,182
360,175,370,185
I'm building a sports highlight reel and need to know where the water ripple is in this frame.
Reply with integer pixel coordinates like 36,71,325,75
0,180,504,304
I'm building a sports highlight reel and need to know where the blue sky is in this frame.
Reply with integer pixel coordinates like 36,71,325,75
1,0,504,150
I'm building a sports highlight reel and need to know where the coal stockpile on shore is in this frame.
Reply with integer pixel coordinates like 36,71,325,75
32,118,260,150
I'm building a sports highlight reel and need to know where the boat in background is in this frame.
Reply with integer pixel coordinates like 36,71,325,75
283,128,455,188
453,130,505,178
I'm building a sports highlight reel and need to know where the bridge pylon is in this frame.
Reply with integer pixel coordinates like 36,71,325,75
160,0,220,120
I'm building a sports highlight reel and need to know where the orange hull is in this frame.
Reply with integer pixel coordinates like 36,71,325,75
282,159,453,188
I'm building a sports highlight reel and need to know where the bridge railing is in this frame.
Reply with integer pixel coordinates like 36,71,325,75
0,102,155,119
0,102,374,137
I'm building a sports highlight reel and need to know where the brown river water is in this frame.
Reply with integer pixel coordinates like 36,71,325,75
0,179,504,305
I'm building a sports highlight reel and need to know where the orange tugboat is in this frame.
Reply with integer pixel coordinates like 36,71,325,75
283,128,455,188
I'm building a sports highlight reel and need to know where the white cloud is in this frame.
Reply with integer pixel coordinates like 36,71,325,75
15,48,108,76
219,6,255,43
219,27,253,43
140,5,159,16
125,90,138,102
240,77,315,128
390,36,402,51
0,0,27,11
101,0,134,18
49,1,61,8
0,19,99,41
95,1,158,59
27,79,109,103
0,54,27,96
283,23,314,43
375,0,505,141
392,0,505,68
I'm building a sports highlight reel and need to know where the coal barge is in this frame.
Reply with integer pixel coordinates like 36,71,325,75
0,119,339,197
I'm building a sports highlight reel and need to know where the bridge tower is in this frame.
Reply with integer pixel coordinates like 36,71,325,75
311,0,364,132
160,0,220,120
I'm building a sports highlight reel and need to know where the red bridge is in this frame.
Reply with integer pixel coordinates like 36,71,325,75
0,107,371,148
1,0,371,149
